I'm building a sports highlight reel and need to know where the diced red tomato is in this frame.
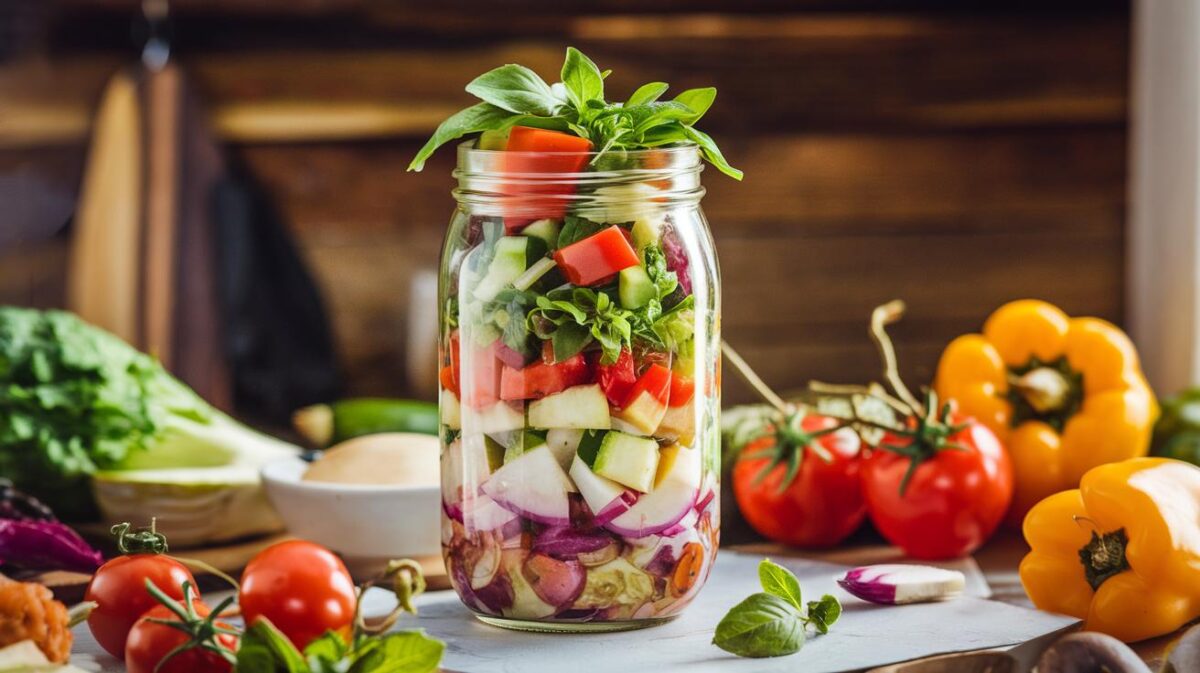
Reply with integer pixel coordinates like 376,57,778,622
463,342,503,410
667,374,695,408
440,333,462,395
500,352,590,401
553,226,640,286
593,349,637,407
439,366,458,395
623,363,673,408
503,127,593,227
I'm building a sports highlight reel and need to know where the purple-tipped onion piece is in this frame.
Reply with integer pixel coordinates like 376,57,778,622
837,564,966,605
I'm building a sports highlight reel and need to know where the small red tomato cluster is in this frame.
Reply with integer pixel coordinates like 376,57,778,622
730,302,1014,560
85,539,355,672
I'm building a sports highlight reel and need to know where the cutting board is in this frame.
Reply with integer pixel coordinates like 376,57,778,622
68,551,1075,673
35,533,448,604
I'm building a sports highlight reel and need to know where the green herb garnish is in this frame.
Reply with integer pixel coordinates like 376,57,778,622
408,47,742,180
713,559,841,658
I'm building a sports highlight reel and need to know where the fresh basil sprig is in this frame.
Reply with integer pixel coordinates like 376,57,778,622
713,559,841,658
237,619,444,673
408,47,742,180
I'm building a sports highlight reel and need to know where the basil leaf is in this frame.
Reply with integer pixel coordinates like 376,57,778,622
712,593,806,658
552,322,591,361
805,595,842,635
237,618,310,673
758,559,803,610
638,121,690,147
627,81,669,107
683,125,743,181
561,47,605,110
558,215,610,247
349,630,445,673
304,632,349,666
466,64,561,116
673,87,717,123
408,103,517,172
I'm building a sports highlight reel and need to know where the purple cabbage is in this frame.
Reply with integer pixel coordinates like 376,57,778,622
661,225,692,296
0,519,103,573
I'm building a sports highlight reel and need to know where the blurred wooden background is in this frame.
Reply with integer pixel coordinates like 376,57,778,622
0,0,1129,404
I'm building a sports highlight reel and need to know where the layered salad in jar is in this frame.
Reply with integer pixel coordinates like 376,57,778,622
411,48,739,626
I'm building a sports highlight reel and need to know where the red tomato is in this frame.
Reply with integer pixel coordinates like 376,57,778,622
461,342,503,410
85,555,196,659
553,226,640,286
503,126,592,225
239,540,357,650
623,363,672,408
125,603,236,673
733,415,867,548
499,352,589,400
593,349,637,407
440,332,461,396
861,413,1013,560
667,374,695,408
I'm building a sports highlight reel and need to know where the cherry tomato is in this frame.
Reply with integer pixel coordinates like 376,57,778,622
125,603,235,673
861,412,1013,559
85,555,196,658
238,540,357,649
733,414,866,548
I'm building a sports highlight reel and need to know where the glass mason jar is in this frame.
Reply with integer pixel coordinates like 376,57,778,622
438,142,720,632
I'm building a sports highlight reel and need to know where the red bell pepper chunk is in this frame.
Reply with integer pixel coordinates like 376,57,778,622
667,374,695,408
499,352,590,401
502,127,593,229
553,226,640,286
622,364,673,409
593,349,637,407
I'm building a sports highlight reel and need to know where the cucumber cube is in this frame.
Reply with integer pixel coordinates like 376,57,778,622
619,265,656,309
593,431,661,493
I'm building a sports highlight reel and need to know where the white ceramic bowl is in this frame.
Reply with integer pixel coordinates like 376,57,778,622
260,458,442,572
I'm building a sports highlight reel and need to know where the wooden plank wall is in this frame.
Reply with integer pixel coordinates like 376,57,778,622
0,1,1130,404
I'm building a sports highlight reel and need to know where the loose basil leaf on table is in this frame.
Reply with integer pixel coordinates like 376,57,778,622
714,559,842,659
758,558,804,610
713,592,806,658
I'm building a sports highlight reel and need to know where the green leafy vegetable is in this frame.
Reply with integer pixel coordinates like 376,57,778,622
466,64,564,116
529,288,634,364
0,307,299,519
713,559,841,658
560,47,605,110
758,559,804,610
483,289,539,361
713,593,805,658
806,595,842,635
409,47,742,180
626,82,669,107
557,215,615,248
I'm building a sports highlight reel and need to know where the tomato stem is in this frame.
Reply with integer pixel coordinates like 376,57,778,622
112,519,169,555
868,300,922,415
721,340,792,415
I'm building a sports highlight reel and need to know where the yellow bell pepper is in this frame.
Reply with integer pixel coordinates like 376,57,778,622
1020,457,1200,642
934,299,1157,524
